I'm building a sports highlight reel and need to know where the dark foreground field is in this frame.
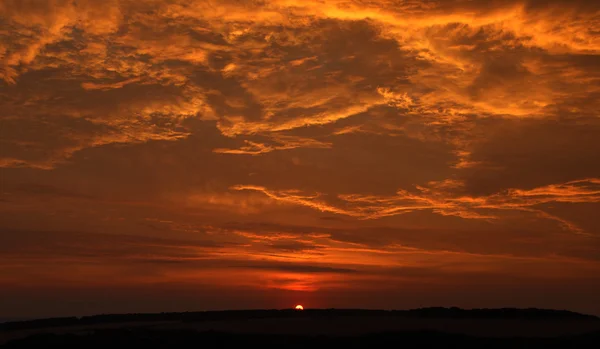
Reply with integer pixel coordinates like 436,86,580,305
2,308,600,348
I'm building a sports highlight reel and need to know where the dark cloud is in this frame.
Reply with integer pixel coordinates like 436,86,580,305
462,118,600,195
266,241,322,253
0,229,228,261
12,183,96,200
244,263,358,274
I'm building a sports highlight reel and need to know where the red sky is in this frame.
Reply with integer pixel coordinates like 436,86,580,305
1,0,600,318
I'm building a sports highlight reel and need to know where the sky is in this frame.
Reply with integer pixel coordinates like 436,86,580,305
1,0,599,318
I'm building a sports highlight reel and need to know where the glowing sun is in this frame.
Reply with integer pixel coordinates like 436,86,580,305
295,305,304,310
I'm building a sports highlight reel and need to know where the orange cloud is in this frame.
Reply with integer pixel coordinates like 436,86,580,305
233,178,600,234
214,135,331,155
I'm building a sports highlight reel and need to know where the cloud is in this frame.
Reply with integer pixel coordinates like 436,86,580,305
460,118,600,194
233,178,600,234
239,262,358,274
214,135,331,155
136,257,356,274
0,229,227,261
12,183,96,200
2,0,599,170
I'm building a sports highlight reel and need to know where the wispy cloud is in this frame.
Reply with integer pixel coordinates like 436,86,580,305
233,178,600,233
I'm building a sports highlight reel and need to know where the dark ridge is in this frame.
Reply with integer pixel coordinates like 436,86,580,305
3,329,600,349
1,307,597,332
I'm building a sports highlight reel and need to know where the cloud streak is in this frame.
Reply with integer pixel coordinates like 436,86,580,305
233,178,600,233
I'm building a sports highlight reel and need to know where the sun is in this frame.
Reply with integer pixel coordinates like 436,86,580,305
295,304,304,310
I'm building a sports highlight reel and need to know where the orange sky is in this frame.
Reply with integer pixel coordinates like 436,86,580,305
1,0,600,317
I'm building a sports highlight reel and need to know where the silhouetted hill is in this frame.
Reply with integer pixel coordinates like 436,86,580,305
1,307,597,332
3,328,600,349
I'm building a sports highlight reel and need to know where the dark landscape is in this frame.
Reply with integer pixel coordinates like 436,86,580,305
2,308,600,348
